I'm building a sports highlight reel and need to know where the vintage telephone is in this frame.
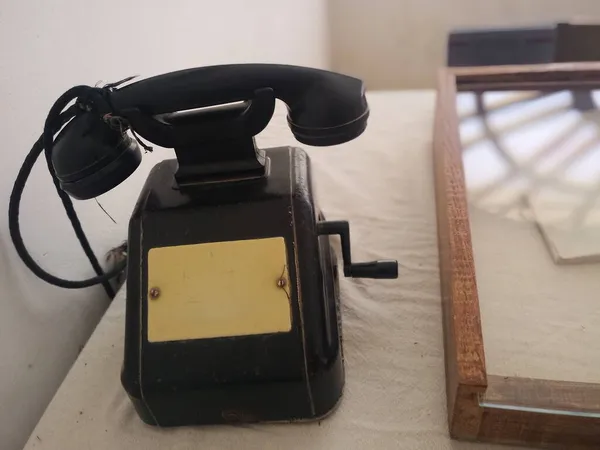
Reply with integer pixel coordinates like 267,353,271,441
9,64,398,426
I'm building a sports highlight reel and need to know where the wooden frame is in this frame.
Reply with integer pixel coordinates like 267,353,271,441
434,62,600,449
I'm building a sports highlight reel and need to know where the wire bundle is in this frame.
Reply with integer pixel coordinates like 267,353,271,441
9,85,127,299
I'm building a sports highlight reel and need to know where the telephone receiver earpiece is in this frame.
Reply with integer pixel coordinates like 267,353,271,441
52,112,142,200
51,64,369,199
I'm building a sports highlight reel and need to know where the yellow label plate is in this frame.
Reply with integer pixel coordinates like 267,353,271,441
146,237,292,343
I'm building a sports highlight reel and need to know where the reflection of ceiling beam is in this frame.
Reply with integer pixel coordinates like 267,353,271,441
470,130,598,204
466,91,600,215
475,92,519,171
461,101,570,149
459,91,543,120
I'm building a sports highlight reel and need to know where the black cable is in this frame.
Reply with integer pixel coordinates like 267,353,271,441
9,89,126,293
43,147,116,297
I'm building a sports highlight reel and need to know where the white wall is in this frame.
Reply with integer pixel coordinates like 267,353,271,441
328,0,600,89
0,1,327,449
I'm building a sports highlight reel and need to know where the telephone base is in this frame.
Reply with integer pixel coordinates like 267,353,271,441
121,147,344,426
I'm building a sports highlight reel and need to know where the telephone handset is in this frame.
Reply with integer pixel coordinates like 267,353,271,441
50,64,370,200
110,64,370,144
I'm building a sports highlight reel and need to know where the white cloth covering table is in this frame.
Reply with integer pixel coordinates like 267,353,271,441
24,91,523,450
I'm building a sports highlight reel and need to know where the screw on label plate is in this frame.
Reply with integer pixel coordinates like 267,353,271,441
276,265,288,289
149,287,161,300
276,265,290,300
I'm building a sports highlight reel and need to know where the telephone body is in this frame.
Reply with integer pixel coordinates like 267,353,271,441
16,64,398,426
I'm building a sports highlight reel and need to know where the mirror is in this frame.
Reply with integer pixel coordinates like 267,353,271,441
456,89,600,386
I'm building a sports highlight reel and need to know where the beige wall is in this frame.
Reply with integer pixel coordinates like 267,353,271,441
328,0,600,89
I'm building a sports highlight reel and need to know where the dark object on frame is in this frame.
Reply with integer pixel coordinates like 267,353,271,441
448,22,600,67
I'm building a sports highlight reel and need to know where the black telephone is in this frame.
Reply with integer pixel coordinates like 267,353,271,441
10,64,398,426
